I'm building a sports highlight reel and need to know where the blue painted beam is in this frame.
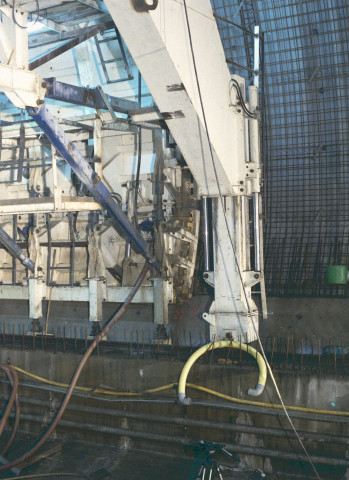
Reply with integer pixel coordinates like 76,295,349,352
27,105,159,270
44,78,138,115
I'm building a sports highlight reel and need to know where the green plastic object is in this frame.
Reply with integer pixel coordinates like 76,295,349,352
327,265,348,285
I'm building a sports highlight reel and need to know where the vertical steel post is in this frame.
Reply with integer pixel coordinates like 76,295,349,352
202,196,210,272
253,192,260,272
125,243,131,258
253,25,260,88
253,25,260,271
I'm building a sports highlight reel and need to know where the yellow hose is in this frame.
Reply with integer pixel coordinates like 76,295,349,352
10,364,349,417
178,341,267,404
11,366,176,396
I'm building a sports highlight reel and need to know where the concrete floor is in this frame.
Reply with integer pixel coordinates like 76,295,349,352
0,436,274,480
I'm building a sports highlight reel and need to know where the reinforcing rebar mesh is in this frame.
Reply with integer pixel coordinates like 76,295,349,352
212,0,349,297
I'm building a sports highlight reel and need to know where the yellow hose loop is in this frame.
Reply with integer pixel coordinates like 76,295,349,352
178,340,267,404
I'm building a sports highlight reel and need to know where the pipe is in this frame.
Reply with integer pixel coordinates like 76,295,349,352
253,192,260,272
178,341,267,405
0,262,149,472
248,84,261,272
10,395,349,446
11,412,349,468
0,225,35,272
8,373,349,424
202,196,210,271
125,242,131,258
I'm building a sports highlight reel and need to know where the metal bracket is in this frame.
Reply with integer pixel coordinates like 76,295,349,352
132,0,158,12
202,312,215,326
203,271,214,287
243,271,260,288
245,161,258,179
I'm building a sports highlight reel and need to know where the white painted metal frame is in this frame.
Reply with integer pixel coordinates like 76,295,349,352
0,4,46,108
104,0,247,197
0,284,172,304
106,0,264,341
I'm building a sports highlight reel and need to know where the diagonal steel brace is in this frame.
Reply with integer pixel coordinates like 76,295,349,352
0,225,35,272
27,104,159,270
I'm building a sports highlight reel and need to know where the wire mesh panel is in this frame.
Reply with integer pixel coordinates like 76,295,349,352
211,0,349,297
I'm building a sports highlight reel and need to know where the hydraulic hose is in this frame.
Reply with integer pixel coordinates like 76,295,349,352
9,363,349,417
0,262,149,472
0,366,20,456
178,341,267,404
0,366,20,457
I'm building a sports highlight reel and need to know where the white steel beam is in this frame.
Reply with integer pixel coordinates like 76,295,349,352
0,64,45,108
104,0,246,196
0,197,102,215
0,4,45,109
0,285,168,304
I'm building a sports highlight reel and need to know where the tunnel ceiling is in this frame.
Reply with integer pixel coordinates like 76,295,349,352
211,0,349,297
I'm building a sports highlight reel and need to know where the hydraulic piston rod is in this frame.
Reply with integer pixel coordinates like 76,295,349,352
253,192,260,272
0,225,34,272
202,196,210,272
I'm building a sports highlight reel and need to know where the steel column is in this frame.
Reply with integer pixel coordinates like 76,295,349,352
202,196,210,272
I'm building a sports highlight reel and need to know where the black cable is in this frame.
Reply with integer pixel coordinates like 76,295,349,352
12,0,40,28
133,71,142,228
0,263,149,472
181,2,321,479
28,0,41,24
229,78,257,118
134,126,142,227
12,0,27,29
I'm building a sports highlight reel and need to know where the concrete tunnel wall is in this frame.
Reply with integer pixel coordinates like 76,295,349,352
0,295,348,347
0,348,348,478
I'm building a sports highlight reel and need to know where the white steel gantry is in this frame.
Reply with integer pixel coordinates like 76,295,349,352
105,0,266,341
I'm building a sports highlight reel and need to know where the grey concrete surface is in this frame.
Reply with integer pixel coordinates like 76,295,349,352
0,349,347,479
0,295,348,348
